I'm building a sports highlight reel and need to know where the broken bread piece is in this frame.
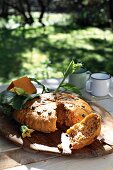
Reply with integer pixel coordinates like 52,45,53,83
59,113,101,154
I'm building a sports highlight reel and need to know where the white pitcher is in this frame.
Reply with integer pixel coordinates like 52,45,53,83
69,68,90,89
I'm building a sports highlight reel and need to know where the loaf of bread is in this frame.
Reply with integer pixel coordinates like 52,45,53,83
13,92,93,133
59,113,101,153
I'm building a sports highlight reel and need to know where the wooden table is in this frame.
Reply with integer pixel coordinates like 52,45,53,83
1,78,113,170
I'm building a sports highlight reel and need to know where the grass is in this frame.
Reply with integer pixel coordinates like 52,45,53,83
0,14,113,84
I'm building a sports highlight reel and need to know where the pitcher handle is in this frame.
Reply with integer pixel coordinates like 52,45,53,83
109,92,113,97
86,71,91,80
86,80,92,93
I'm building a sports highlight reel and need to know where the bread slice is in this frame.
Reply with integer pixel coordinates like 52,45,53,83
59,113,101,153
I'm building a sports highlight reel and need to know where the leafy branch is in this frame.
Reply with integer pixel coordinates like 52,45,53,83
55,60,82,93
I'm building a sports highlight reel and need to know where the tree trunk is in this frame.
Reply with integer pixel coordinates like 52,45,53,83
37,0,46,27
109,0,113,30
24,0,34,25
18,0,29,24
17,0,33,25
0,0,9,19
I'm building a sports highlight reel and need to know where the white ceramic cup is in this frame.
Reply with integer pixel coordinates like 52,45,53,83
86,73,113,97
68,68,91,89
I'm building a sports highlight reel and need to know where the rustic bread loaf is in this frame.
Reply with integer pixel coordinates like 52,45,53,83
13,92,94,133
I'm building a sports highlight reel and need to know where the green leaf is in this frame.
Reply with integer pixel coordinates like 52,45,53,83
21,93,40,107
0,90,40,117
59,83,81,95
9,95,27,110
0,90,16,104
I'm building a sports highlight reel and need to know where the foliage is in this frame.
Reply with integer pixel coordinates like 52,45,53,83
58,83,81,95
0,20,113,84
0,89,40,117
68,0,109,27
0,0,111,27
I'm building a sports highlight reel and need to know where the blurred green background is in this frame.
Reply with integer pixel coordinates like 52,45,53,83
0,0,113,84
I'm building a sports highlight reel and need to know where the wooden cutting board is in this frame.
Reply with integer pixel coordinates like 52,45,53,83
0,102,113,158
